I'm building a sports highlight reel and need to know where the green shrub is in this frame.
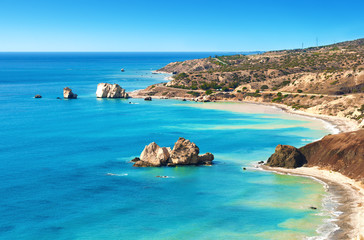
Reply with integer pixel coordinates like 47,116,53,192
174,72,189,80
222,87,229,92
205,89,213,95
187,91,200,97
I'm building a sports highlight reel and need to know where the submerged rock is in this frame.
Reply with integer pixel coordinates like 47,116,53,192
63,87,77,99
266,144,307,168
144,97,152,101
132,137,214,167
96,83,128,98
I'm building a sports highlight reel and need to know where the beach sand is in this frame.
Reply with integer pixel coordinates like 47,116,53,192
187,101,359,133
261,166,364,240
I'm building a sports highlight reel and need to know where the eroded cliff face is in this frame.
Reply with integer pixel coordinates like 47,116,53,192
266,129,364,182
300,129,364,182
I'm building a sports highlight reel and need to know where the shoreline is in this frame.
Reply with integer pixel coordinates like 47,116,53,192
128,82,362,238
188,99,363,239
127,94,360,133
206,99,359,133
260,166,364,240
242,100,359,133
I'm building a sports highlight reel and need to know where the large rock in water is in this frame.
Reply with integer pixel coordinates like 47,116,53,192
169,138,200,165
133,142,171,167
132,137,214,167
96,83,128,98
63,87,77,99
266,144,307,168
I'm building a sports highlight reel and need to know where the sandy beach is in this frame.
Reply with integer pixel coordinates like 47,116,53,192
188,100,360,133
260,166,364,240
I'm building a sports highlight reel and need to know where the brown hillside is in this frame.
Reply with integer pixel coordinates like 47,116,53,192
300,129,364,182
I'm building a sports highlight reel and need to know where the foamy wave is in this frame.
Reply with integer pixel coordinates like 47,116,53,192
106,173,128,176
305,178,341,240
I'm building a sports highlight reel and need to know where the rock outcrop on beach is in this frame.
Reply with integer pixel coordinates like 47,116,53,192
266,144,307,168
266,129,364,182
132,137,214,167
96,83,128,98
63,87,77,99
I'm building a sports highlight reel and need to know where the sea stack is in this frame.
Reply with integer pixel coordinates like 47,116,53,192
96,83,128,98
63,87,77,99
132,137,214,167
266,144,307,168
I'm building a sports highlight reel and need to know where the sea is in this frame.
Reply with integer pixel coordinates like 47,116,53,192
0,52,338,239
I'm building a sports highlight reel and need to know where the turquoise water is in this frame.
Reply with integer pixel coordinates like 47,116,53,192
0,53,332,239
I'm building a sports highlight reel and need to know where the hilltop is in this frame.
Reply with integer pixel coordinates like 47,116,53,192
130,38,364,124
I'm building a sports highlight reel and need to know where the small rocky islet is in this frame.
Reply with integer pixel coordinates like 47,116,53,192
96,83,128,98
63,87,78,99
131,137,214,167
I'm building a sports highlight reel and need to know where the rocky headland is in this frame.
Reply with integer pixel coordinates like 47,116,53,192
131,137,214,167
266,129,364,182
96,83,128,98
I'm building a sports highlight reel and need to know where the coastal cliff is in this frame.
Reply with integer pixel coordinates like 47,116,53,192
266,129,364,182
130,38,364,125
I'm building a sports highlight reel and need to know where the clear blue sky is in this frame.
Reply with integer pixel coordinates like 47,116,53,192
0,0,363,52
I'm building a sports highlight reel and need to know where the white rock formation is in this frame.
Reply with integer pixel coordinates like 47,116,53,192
138,142,170,166
96,83,128,98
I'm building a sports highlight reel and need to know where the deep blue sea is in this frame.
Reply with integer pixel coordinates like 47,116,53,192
0,53,335,239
